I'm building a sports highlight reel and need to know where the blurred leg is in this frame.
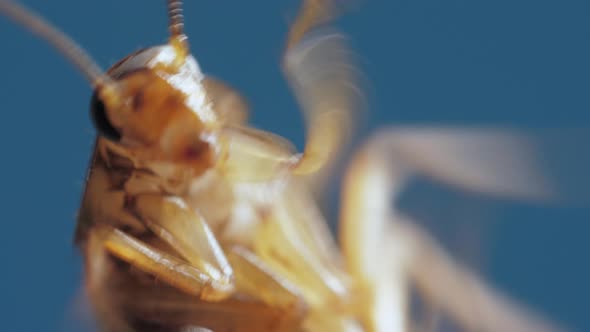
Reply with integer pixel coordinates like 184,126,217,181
283,0,362,180
339,129,562,332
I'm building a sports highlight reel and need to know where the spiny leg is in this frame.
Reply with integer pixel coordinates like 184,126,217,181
84,222,233,331
111,246,307,332
87,190,311,331
80,164,235,303
340,128,563,332
129,193,235,300
95,224,233,300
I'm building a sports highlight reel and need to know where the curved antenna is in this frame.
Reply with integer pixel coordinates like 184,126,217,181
0,1,115,89
167,0,189,62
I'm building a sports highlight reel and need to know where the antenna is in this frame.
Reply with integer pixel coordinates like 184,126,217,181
0,1,115,89
167,0,189,66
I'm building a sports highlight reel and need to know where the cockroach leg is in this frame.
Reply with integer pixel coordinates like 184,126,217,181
340,138,409,332
128,193,235,301
226,246,307,315
93,224,232,301
283,0,362,177
286,0,335,50
212,0,362,185
340,129,564,332
96,246,307,331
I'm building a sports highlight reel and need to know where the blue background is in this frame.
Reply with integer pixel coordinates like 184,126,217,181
0,0,589,331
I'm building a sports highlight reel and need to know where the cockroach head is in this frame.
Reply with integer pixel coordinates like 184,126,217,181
90,45,217,174
91,45,207,142
1,1,217,174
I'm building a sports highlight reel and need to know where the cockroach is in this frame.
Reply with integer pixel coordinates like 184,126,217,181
0,0,568,331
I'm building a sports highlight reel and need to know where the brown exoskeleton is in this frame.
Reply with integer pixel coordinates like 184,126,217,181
0,0,569,331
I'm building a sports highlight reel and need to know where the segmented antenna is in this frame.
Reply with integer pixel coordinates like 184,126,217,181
168,0,185,38
0,1,114,88
167,0,189,53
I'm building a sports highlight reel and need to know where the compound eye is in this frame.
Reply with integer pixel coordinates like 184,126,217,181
90,92,121,142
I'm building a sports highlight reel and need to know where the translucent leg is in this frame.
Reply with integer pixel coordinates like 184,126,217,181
214,0,361,187
284,0,362,178
340,128,563,332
